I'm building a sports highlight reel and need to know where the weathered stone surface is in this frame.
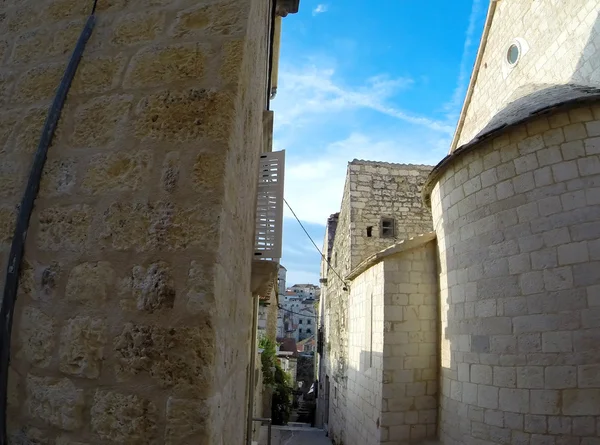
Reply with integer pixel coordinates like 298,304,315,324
161,151,179,192
124,43,207,89
134,88,234,143
0,161,24,197
220,39,243,85
50,19,87,57
111,11,166,46
101,201,218,251
164,398,209,444
44,0,90,21
91,390,157,444
55,437,92,445
192,151,226,191
7,367,21,410
59,316,107,379
69,95,132,148
0,206,15,243
0,70,14,105
126,261,176,312
11,29,51,64
170,2,245,38
9,426,53,445
114,322,214,395
37,205,91,251
39,158,76,197
82,151,151,194
66,261,115,303
14,107,47,156
186,260,214,314
12,64,62,103
26,376,84,430
71,54,126,95
17,307,55,368
17,261,61,301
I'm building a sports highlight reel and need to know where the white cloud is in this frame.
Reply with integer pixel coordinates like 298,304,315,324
274,65,454,134
281,132,448,225
312,4,328,15
444,0,485,120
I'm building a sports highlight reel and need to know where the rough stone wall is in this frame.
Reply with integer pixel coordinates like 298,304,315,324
456,0,600,148
347,160,433,270
345,262,385,445
4,0,271,443
321,176,352,444
431,103,600,445
380,242,438,444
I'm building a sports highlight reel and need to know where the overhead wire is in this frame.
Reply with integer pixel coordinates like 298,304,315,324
283,198,349,290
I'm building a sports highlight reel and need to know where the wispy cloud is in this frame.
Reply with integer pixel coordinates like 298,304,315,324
444,0,484,121
313,4,328,15
275,65,454,134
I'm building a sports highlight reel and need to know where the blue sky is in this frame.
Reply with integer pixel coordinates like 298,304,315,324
272,0,487,286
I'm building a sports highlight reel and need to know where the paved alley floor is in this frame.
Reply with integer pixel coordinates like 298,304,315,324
270,425,332,445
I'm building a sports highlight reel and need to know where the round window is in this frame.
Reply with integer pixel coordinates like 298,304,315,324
507,43,520,65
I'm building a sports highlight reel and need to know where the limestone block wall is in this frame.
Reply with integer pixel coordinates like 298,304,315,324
347,161,433,270
456,0,600,148
345,262,385,445
431,103,600,445
3,0,271,443
380,242,438,444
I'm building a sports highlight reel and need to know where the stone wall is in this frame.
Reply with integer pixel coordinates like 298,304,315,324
5,0,271,443
456,0,600,148
347,160,433,270
380,242,438,444
345,262,385,445
431,103,600,445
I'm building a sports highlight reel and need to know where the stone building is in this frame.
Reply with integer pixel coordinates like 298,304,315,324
317,160,436,445
318,1,600,444
1,0,299,444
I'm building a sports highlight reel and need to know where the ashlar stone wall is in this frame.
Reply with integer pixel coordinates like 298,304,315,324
431,103,600,445
345,261,385,445
456,0,600,148
380,242,438,445
4,0,272,443
348,160,433,270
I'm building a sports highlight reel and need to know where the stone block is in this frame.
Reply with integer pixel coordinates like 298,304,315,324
134,88,235,143
37,205,91,251
111,11,166,46
564,123,588,141
170,2,245,38
192,151,227,192
537,146,563,166
26,376,84,430
12,64,63,104
493,366,516,388
530,390,560,415
44,0,89,20
525,414,547,434
82,151,152,194
471,364,492,385
161,151,180,192
542,331,572,353
68,94,131,149
126,261,176,313
39,158,77,197
91,390,157,443
499,388,529,413
114,322,214,396
578,364,600,388
572,416,596,436
11,29,52,64
517,366,544,388
124,43,208,89
71,54,126,95
477,385,498,409
59,316,107,379
561,140,586,160
17,307,55,368
520,271,544,295
562,389,600,415
548,416,571,435
543,267,573,291
66,262,115,303
552,161,579,182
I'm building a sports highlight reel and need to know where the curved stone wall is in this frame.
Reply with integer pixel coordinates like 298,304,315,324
430,103,600,445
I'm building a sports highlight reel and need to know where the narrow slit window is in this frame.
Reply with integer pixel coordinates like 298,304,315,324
366,226,373,237
380,217,395,238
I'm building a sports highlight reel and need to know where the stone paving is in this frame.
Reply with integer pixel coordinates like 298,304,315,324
269,425,332,445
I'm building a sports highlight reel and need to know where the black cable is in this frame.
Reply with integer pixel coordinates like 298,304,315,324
283,198,349,289
0,3,98,441
278,304,318,319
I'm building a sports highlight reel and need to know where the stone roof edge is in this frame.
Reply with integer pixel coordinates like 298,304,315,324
422,94,600,209
349,159,433,169
345,232,437,281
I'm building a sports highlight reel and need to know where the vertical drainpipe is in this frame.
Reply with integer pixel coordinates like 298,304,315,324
270,16,282,100
247,294,260,445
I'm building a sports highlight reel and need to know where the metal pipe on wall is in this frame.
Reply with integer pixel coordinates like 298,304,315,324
246,294,260,445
